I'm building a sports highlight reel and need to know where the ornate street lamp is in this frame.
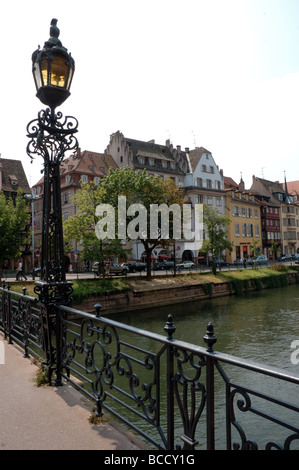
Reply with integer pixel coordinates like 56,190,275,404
27,19,78,305
26,20,78,381
32,19,75,109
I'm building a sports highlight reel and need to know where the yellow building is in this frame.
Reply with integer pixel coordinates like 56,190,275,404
224,178,262,263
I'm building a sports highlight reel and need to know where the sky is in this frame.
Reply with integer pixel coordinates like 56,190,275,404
1,0,299,188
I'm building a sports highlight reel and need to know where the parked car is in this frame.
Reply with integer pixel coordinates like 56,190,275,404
291,254,299,261
154,261,175,271
233,258,245,266
108,262,129,275
278,254,292,262
93,261,129,275
247,255,268,266
121,262,146,273
177,261,195,269
214,258,230,267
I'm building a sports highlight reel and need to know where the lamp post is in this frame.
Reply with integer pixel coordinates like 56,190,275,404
26,19,78,381
27,18,78,303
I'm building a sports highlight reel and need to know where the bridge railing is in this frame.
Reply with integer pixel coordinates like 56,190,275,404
1,283,299,450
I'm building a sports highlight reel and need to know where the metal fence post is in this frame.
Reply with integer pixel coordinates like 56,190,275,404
164,314,176,450
204,322,217,450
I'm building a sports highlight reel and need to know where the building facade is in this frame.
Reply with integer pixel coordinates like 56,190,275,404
0,155,31,270
251,176,299,256
32,149,118,270
224,177,262,263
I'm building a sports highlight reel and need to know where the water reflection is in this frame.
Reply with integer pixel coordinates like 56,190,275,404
110,284,299,374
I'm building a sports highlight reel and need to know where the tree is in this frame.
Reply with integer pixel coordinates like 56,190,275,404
96,167,187,279
0,190,30,277
65,168,186,279
201,204,232,275
63,181,130,275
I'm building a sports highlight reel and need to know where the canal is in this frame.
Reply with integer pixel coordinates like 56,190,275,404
107,283,299,449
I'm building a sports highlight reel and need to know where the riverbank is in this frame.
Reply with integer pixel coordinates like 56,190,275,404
69,266,299,314
8,266,299,315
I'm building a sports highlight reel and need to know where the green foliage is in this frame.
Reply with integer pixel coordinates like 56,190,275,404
270,263,288,272
63,180,130,264
202,282,213,297
34,360,50,387
0,190,30,267
201,204,232,274
71,278,131,304
64,168,186,279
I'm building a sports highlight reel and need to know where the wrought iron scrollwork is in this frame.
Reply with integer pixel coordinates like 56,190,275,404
26,108,78,164
173,347,207,450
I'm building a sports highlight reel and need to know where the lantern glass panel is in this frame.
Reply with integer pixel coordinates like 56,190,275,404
33,62,42,90
50,53,68,88
67,66,73,90
41,60,48,86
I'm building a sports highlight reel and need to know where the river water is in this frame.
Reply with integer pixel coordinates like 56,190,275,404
108,284,299,449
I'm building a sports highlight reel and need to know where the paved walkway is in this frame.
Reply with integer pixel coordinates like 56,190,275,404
0,335,144,450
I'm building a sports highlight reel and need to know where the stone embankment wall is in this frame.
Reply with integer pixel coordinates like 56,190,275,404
73,272,299,316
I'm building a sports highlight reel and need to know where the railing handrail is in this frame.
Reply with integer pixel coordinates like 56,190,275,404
58,303,299,385
1,286,299,450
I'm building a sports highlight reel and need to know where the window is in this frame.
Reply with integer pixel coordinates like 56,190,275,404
232,206,239,216
162,160,167,168
81,175,88,183
65,175,71,185
247,224,253,237
138,156,145,165
206,179,212,188
202,164,206,172
235,223,240,236
94,177,101,185
255,225,260,237
197,178,202,187
148,158,155,166
254,209,258,218
170,162,176,170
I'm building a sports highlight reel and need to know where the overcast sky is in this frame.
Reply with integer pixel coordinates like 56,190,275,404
1,0,299,188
